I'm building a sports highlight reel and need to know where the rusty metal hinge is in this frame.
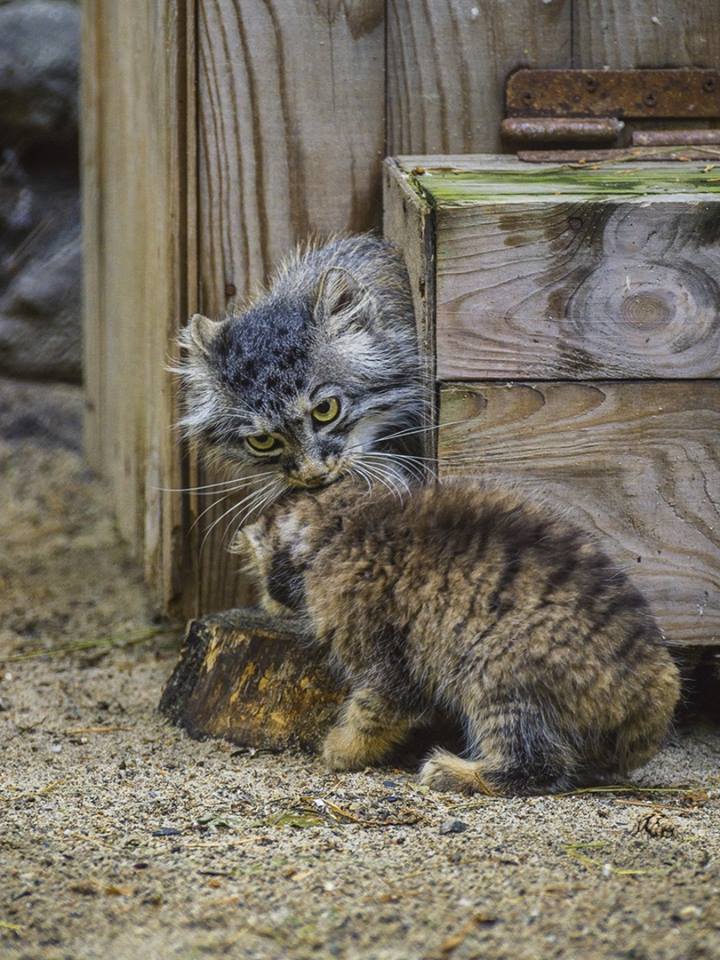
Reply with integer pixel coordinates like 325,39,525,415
502,68,720,163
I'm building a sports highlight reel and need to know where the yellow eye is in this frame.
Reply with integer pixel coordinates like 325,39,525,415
311,397,340,424
246,433,281,453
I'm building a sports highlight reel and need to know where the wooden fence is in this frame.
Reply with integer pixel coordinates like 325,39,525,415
81,0,720,617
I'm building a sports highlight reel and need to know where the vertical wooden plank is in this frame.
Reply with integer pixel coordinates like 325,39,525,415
383,158,436,454
573,0,720,67
80,0,103,469
142,0,196,613
386,0,572,154
195,0,385,613
81,0,193,612
94,0,138,548
198,0,385,312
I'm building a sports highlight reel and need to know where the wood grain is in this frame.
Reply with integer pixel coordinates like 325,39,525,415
434,197,720,381
386,0,571,155
80,0,102,470
198,0,384,314
81,0,193,611
160,608,346,751
195,0,384,613
84,0,720,621
573,0,720,68
383,158,437,453
439,381,720,646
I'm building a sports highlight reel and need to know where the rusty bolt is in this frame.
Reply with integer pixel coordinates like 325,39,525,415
703,76,717,93
225,282,237,298
644,92,657,108
568,216,583,232
585,77,598,93
522,91,533,103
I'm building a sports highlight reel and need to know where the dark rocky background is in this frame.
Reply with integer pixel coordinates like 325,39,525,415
0,0,81,383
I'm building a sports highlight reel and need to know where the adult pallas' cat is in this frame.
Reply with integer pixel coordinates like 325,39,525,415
175,235,425,528
236,478,680,796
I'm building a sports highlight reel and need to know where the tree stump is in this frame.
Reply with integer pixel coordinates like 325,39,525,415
159,608,346,751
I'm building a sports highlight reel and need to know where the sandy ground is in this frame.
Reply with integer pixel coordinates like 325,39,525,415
2,378,720,960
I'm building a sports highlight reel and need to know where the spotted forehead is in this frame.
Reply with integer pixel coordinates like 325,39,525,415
213,299,313,414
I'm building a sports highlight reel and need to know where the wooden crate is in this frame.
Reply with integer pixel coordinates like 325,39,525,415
82,1,720,620
384,156,720,649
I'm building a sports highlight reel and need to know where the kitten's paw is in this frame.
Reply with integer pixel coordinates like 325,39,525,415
419,750,496,796
322,725,367,771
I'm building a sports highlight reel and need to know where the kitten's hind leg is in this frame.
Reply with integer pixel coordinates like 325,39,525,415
420,696,576,796
323,685,418,772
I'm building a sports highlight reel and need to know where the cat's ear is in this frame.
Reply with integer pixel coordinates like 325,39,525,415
186,313,224,356
314,267,375,333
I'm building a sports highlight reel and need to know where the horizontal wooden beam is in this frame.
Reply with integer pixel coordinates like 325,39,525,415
439,381,720,648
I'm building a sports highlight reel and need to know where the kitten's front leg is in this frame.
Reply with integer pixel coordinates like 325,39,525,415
323,686,416,771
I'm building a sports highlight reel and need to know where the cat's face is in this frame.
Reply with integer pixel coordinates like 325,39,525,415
176,264,422,493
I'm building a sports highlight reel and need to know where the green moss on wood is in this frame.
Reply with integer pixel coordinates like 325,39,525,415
407,164,720,206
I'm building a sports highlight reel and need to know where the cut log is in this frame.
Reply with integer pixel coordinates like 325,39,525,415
159,609,346,751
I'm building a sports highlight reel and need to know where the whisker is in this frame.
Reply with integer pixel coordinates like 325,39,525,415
372,415,479,448
190,492,234,533
343,415,478,455
356,460,398,500
378,460,412,497
198,479,279,556
360,450,447,465
156,469,278,495
348,464,373,494
362,451,430,484
187,470,280,532
359,458,405,501
226,480,286,545
227,482,279,532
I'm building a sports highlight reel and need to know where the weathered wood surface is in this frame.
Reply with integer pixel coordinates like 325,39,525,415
439,382,720,647
83,1,720,619
80,3,102,470
198,0,385,312
81,0,194,611
386,0,571,155
390,158,720,382
435,198,720,381
573,0,720,69
195,0,385,614
382,158,437,454
160,609,345,750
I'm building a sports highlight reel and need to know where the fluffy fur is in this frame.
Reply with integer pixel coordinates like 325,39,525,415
236,477,681,796
173,235,425,516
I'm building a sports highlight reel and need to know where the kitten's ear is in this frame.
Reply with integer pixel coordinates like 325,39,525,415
186,313,223,356
315,267,375,333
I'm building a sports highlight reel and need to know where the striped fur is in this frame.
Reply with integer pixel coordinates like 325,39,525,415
236,477,681,796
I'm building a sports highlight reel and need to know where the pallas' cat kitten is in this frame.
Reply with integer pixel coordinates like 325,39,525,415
236,478,681,795
176,235,424,523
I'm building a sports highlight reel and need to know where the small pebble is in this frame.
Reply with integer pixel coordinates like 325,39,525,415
676,905,702,921
440,818,468,835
